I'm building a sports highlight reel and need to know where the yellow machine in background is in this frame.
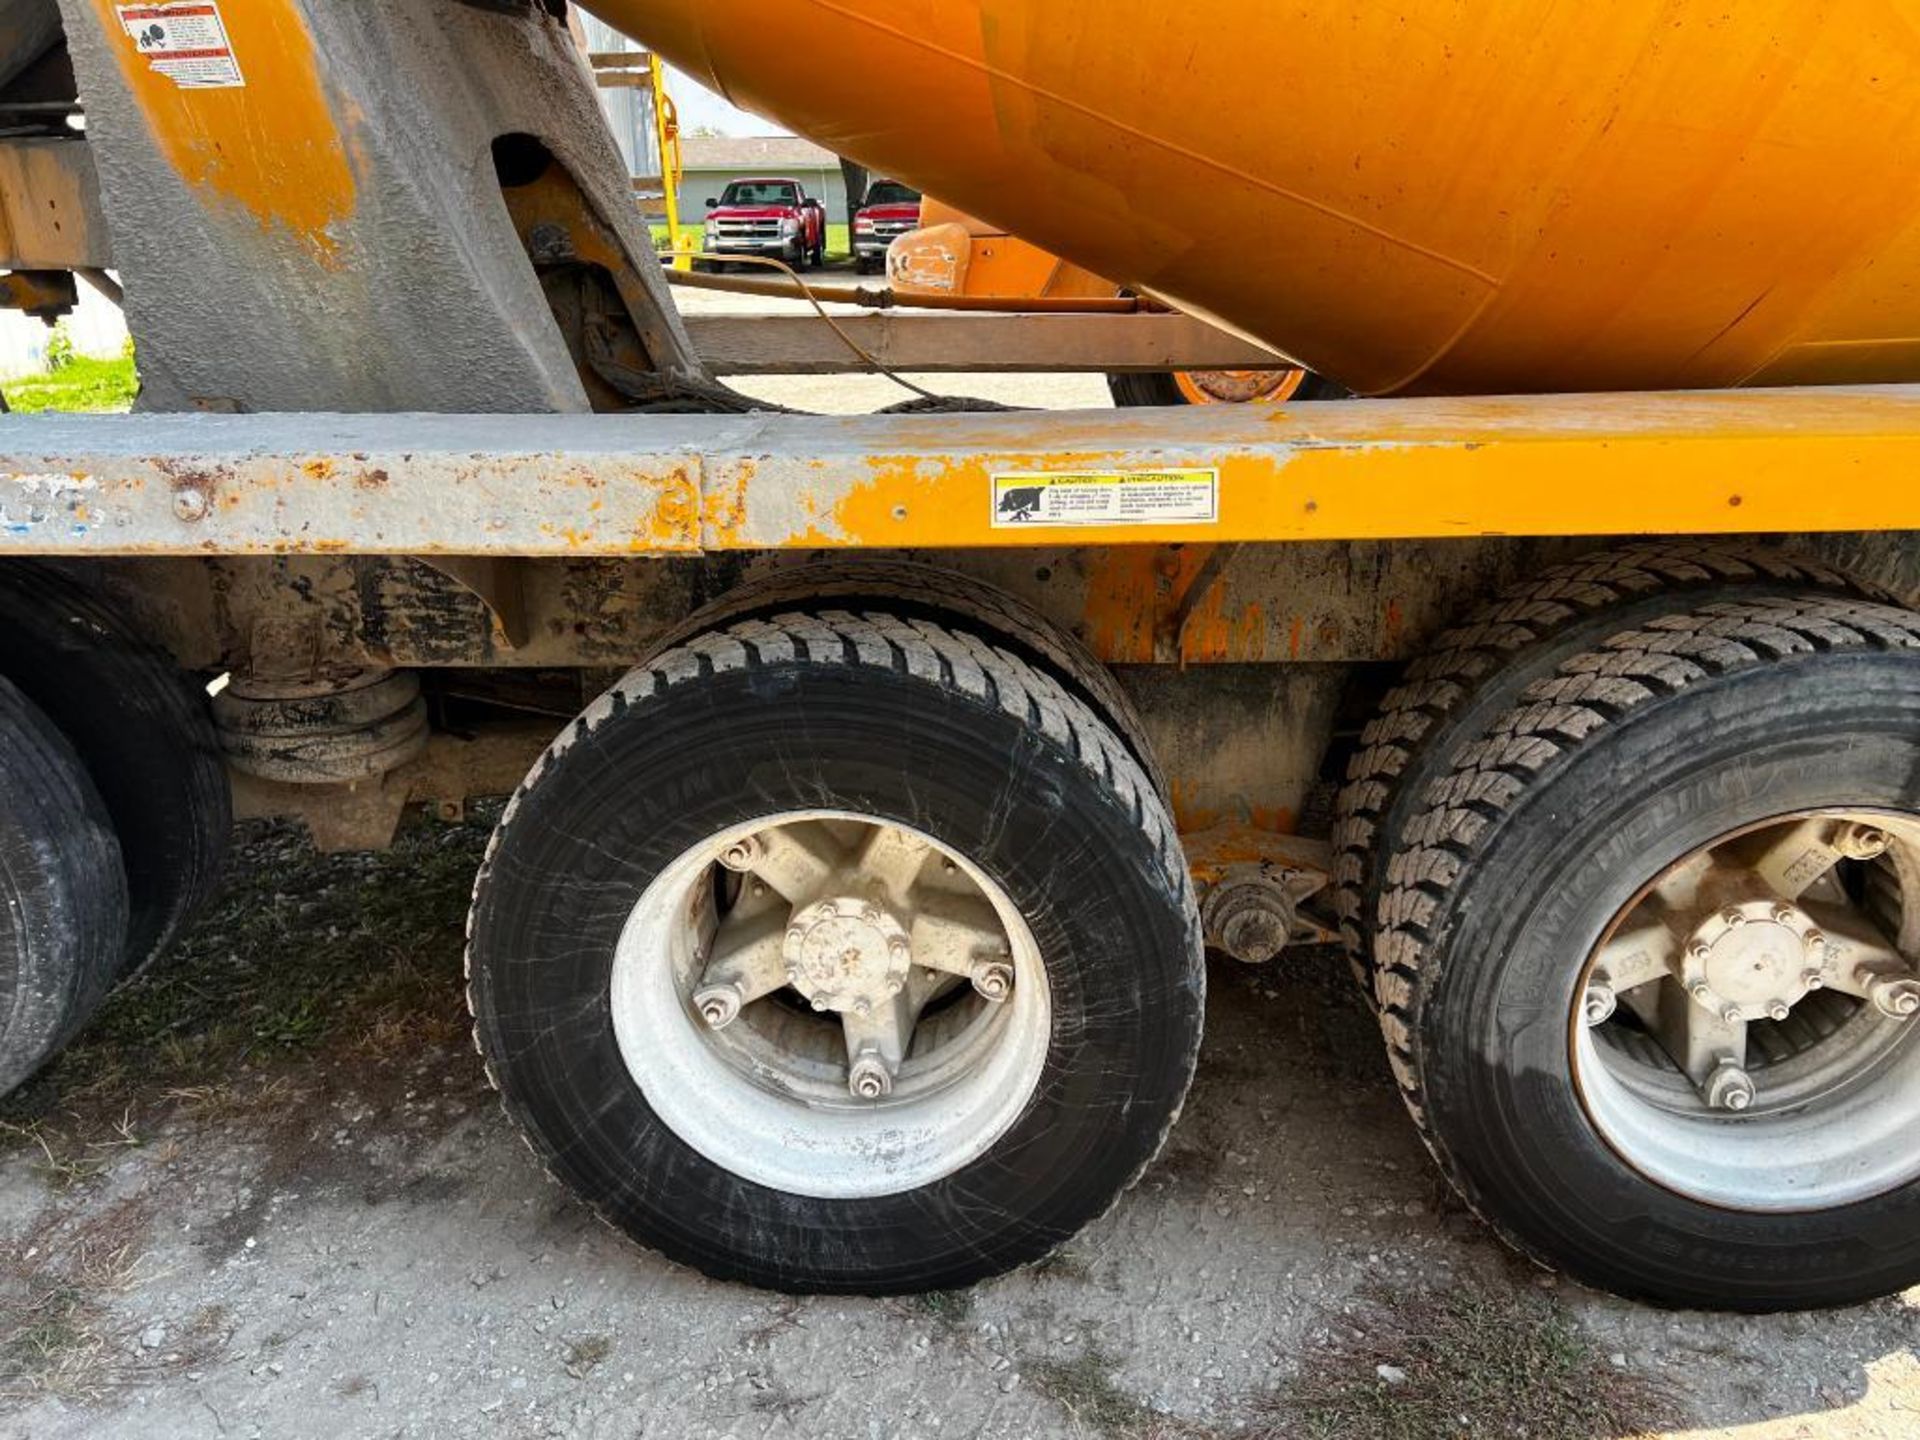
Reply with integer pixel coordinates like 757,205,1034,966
594,0,1920,397
584,44,688,270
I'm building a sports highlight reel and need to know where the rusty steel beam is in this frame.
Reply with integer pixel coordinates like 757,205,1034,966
683,310,1290,375
5,386,1920,557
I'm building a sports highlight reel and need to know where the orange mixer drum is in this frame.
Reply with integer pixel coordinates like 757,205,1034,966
587,1,1920,396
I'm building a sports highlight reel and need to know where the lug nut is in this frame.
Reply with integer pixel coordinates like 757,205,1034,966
1721,1005,1743,1026
1836,824,1891,861
1766,1000,1793,1022
1771,904,1797,926
1802,969,1827,990
862,904,886,927
971,962,1015,1003
693,983,743,1030
1870,977,1920,1019
1688,981,1714,1004
1705,1059,1756,1113
1582,984,1617,1027
889,936,912,960
1722,908,1747,927
719,836,762,872
1689,942,1712,960
848,1054,893,1100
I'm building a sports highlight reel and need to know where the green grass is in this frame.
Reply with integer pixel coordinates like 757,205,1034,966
1029,1347,1172,1439
0,815,490,1147
1267,1280,1677,1440
652,221,854,262
1,354,139,414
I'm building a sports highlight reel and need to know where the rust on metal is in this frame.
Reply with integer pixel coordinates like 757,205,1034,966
5,388,1920,558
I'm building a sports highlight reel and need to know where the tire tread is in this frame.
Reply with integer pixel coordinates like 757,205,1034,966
1375,593,1920,1261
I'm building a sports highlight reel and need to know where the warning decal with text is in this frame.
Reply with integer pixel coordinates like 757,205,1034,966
117,2,244,89
990,469,1219,528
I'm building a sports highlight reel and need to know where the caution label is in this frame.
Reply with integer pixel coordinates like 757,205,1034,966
117,2,244,89
990,469,1219,528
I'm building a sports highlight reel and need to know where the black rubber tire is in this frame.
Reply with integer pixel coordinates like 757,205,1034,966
1333,542,1883,998
1106,369,1352,407
467,609,1203,1293
0,674,129,1096
0,562,230,979
1377,593,1920,1311
654,560,1170,801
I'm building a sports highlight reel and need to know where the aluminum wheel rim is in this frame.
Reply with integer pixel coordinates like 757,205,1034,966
609,810,1052,1199
1572,809,1920,1212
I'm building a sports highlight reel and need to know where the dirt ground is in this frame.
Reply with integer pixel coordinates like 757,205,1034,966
1,814,1916,1440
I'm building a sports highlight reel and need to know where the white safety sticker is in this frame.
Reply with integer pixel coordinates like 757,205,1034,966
116,2,244,89
990,468,1219,528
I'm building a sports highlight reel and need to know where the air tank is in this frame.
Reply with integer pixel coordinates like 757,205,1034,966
584,1,1920,397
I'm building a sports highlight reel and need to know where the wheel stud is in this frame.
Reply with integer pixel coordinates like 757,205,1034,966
1870,977,1920,1019
1705,1059,1756,1112
719,835,762,873
971,962,1015,1002
1836,823,1892,860
693,983,743,1030
1582,983,1617,1027
848,1052,893,1100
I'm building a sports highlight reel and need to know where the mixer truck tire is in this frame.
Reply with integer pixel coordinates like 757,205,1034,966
0,563,232,981
651,559,1169,801
1333,542,1883,1000
0,674,129,1097
1374,591,1920,1310
467,608,1203,1293
1106,369,1350,408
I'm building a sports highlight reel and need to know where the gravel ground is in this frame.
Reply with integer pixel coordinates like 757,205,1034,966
1,815,1915,1440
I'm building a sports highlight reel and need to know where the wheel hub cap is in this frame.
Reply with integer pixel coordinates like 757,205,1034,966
784,895,911,1013
1680,898,1822,1021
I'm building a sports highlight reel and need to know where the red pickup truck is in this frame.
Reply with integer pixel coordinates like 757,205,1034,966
698,177,827,271
852,179,923,274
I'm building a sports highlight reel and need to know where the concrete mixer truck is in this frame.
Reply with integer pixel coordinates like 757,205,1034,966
2,0,1920,1315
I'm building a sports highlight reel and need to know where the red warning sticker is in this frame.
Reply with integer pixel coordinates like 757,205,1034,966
116,2,245,89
